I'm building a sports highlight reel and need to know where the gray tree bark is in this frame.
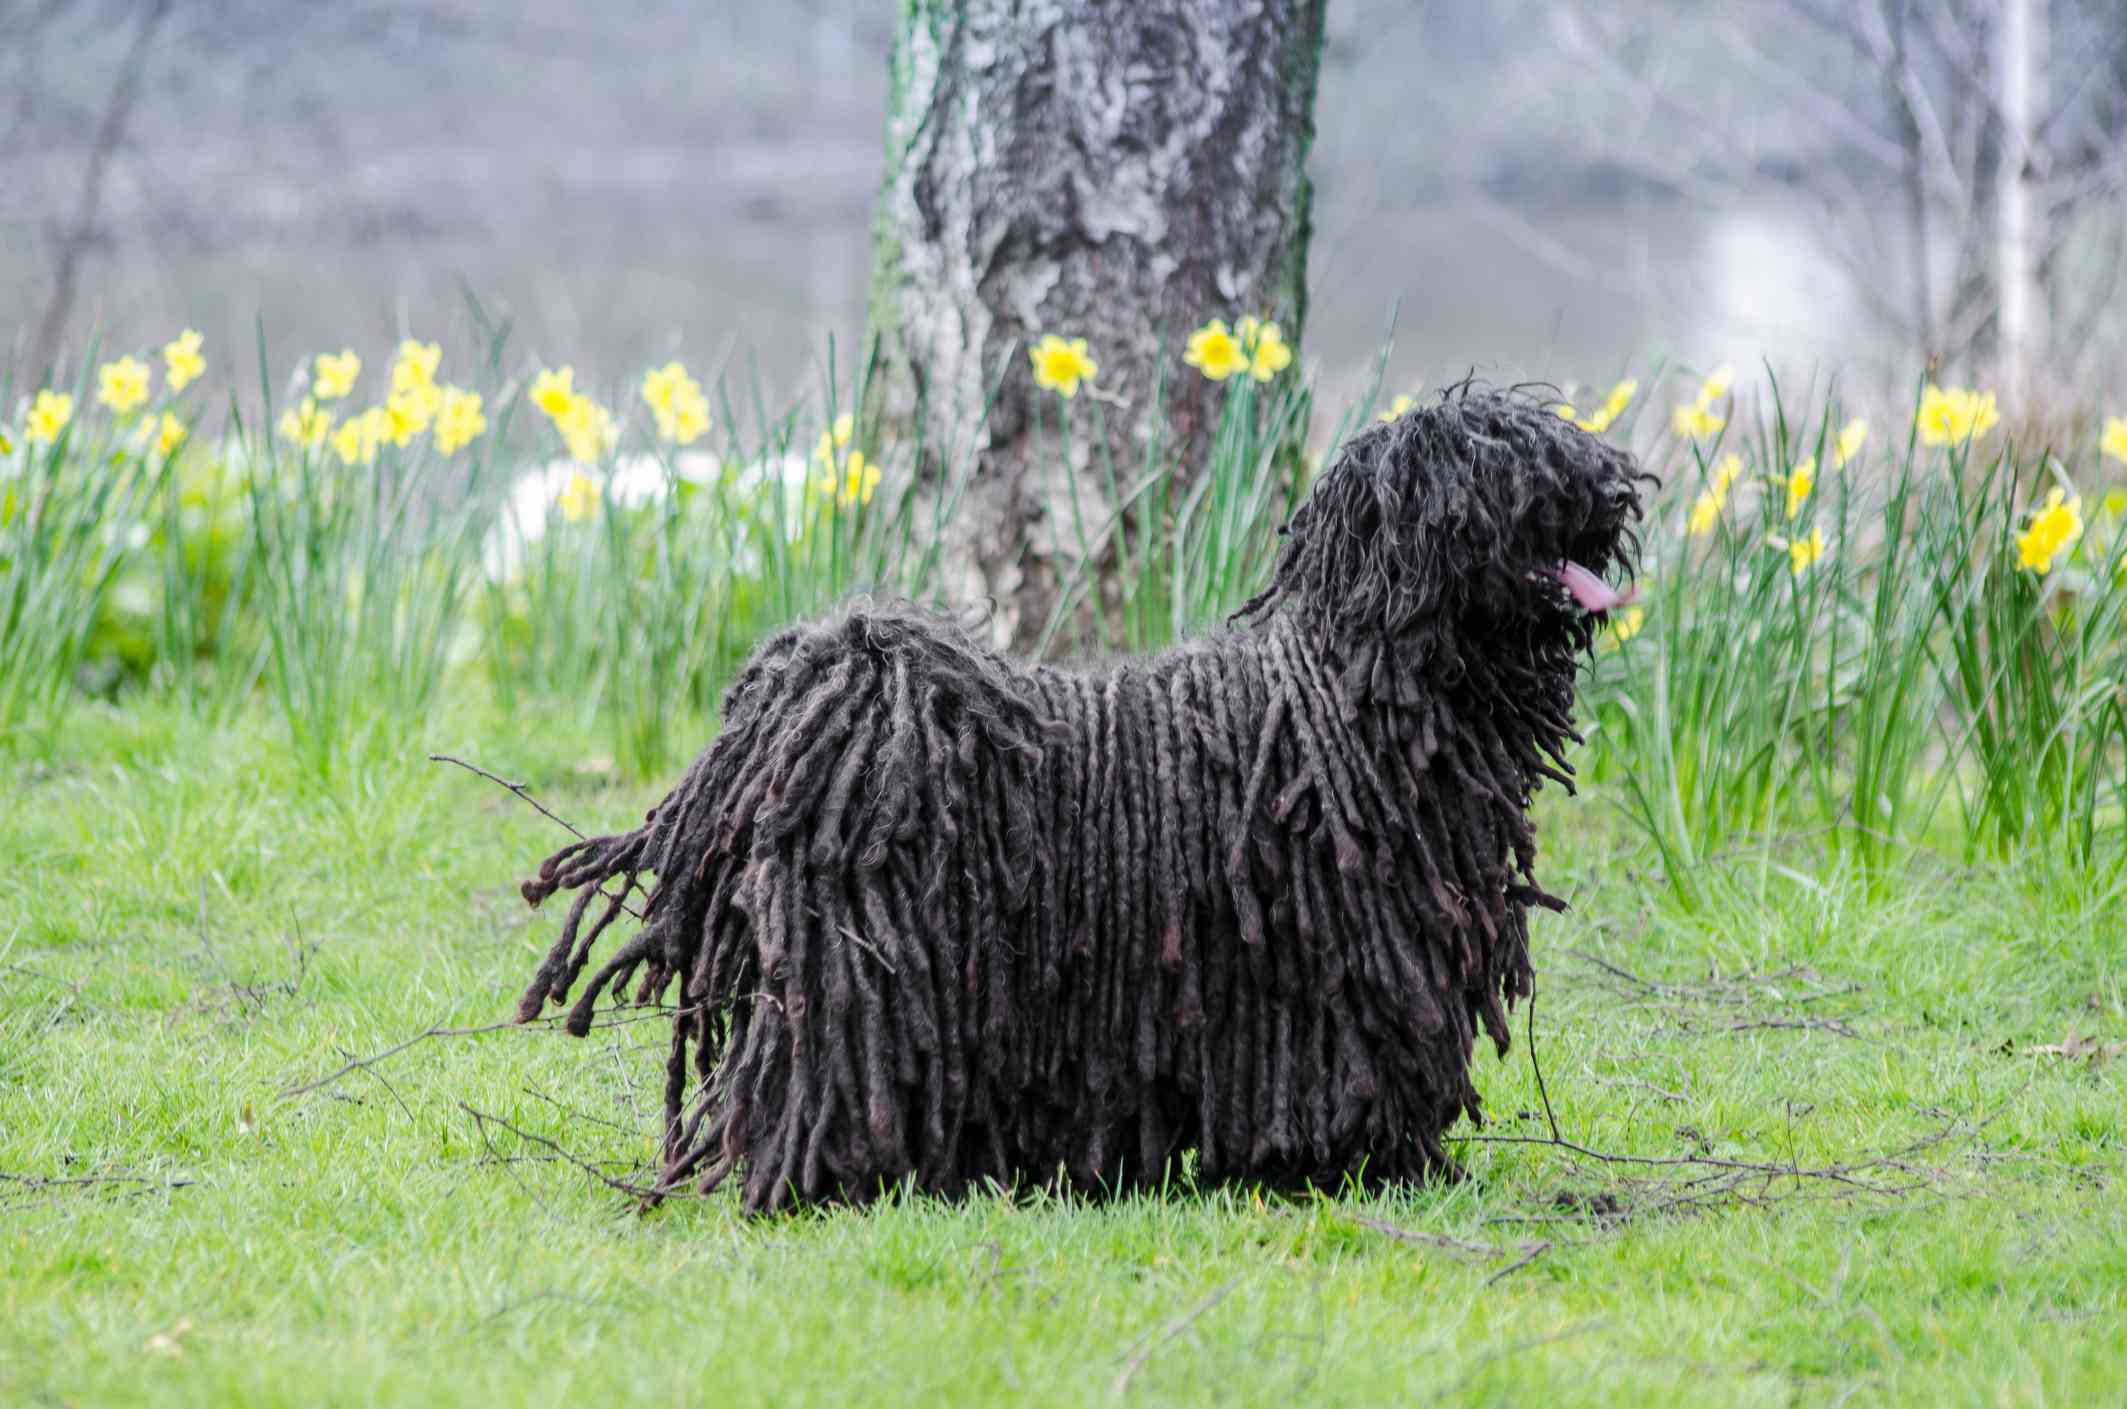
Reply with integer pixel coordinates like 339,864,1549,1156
868,0,1326,651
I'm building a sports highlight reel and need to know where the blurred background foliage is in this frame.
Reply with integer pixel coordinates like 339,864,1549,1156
10,1,2124,412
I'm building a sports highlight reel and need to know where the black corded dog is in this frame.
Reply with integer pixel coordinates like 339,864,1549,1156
511,387,1645,1212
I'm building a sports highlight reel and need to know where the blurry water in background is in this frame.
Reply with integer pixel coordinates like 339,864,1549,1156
35,193,1868,416
0,1,1918,425
1309,197,1868,406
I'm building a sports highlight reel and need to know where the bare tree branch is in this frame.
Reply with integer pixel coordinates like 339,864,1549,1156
1555,0,2124,394
29,0,173,379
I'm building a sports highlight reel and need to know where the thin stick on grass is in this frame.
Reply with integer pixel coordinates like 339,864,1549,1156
1343,1216,1497,1259
429,752,586,839
1482,1240,1553,1286
278,1005,694,1101
1112,1274,1248,1396
280,1019,524,1099
457,1102,672,1204
428,752,646,919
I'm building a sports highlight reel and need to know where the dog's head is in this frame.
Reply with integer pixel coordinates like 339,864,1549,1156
1241,385,1647,684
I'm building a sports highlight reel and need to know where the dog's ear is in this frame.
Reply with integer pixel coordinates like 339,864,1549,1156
1235,392,1516,642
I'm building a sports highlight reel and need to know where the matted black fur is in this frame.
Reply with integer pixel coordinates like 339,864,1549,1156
511,386,1646,1212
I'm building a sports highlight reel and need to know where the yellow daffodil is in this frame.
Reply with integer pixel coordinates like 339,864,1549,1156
0,426,12,455
530,367,577,421
97,355,151,414
640,363,677,415
1788,526,1827,576
559,470,600,523
1571,378,1636,432
1686,455,1744,538
1916,384,2000,447
1785,457,1816,520
814,411,859,464
2016,487,2082,573
1834,418,1868,467
642,362,710,445
390,339,442,394
332,414,364,467
661,390,710,445
362,405,394,455
277,397,334,451
640,362,688,415
162,329,206,392
1606,605,1646,643
1377,392,1418,423
383,400,420,447
555,394,617,464
1183,319,1249,382
1672,403,1726,439
27,390,75,445
1029,334,1099,398
2100,416,2127,465
1568,378,1639,433
1671,365,1734,440
434,386,487,455
150,412,186,456
841,450,881,507
1239,318,1293,382
1688,491,1723,537
314,349,361,400
332,407,390,467
384,382,440,446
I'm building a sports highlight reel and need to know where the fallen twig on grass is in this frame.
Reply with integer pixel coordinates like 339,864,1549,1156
1483,1239,1553,1285
1456,973,2013,1227
1568,951,1865,1013
0,1169,196,1215
0,1170,194,1193
1458,1131,1950,1185
1112,1274,1249,1396
457,1102,666,1205
519,1083,642,1140
277,1004,694,1101
279,1019,524,1099
1424,1318,1610,1403
429,753,588,840
1344,1215,1497,1258
1656,1015,1865,1040
427,752,646,919
1342,1213,1555,1285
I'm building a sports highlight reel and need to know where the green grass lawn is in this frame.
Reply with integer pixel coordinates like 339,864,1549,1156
3,698,2121,1408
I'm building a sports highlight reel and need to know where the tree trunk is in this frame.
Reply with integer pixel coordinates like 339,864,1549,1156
868,0,1326,652
1995,0,2046,410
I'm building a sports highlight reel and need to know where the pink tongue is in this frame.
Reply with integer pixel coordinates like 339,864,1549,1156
1556,560,1637,612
